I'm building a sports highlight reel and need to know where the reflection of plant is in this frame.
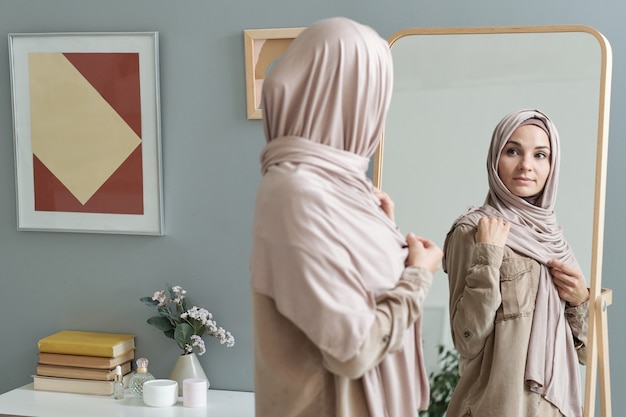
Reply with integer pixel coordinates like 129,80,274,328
420,345,460,417
141,285,235,356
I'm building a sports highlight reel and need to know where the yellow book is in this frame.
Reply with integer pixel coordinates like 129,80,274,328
38,330,135,358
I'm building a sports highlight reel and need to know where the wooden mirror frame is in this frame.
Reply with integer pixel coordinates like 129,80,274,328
373,26,612,417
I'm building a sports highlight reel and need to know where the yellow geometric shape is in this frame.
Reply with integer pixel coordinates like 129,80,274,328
28,52,142,205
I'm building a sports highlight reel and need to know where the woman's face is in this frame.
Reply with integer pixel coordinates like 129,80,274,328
497,124,551,198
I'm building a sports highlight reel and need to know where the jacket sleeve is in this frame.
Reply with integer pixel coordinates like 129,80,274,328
321,265,432,379
445,224,504,359
565,301,589,364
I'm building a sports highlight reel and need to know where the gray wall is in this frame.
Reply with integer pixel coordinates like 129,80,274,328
0,0,623,411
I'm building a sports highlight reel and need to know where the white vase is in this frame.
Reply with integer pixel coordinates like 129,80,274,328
168,352,210,395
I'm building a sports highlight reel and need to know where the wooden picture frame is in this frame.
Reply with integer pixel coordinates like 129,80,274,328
8,32,164,235
243,27,304,119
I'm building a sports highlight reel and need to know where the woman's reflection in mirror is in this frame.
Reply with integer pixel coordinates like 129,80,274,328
443,109,589,417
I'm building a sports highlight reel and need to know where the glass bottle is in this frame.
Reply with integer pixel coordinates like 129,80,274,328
113,365,125,399
128,357,155,398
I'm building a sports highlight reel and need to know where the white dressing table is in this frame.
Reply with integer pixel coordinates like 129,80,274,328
0,384,254,417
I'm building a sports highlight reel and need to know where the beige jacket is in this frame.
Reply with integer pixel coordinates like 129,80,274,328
445,224,588,417
252,266,432,417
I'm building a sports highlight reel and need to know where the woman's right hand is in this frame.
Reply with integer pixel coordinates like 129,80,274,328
475,216,511,247
405,233,443,274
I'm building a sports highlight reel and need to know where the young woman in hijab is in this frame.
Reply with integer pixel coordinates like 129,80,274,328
250,17,443,417
443,109,590,417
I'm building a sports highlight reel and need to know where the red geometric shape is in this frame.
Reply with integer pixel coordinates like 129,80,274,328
63,52,142,138
85,145,144,214
33,145,144,214
34,156,83,211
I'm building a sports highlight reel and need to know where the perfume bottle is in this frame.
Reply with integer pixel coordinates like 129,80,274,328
128,358,155,398
113,365,124,399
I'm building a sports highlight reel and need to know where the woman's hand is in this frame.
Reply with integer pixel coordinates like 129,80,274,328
475,216,511,247
548,259,590,306
405,233,443,274
374,189,395,222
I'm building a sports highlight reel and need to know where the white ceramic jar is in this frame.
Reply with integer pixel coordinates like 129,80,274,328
142,379,178,407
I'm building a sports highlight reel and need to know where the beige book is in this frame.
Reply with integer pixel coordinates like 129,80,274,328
37,349,134,369
36,361,131,381
32,373,131,396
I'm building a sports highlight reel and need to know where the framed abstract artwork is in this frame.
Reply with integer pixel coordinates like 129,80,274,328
8,32,164,235
243,27,304,119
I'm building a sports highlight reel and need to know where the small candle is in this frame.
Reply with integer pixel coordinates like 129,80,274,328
183,378,207,408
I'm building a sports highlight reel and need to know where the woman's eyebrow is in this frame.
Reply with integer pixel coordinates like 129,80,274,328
504,140,550,151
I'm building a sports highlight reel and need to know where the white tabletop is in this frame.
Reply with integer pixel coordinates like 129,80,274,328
0,384,254,417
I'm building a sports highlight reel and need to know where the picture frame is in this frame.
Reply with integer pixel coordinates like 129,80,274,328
243,27,304,119
8,32,164,235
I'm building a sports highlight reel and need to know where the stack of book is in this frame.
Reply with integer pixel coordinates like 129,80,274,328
33,330,136,396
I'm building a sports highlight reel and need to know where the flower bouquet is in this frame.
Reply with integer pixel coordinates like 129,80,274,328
140,285,235,355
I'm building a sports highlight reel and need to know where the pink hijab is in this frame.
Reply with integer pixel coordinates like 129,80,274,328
444,109,582,417
251,17,429,416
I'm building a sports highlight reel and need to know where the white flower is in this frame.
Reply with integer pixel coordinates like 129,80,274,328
152,290,167,306
222,331,235,348
190,335,206,355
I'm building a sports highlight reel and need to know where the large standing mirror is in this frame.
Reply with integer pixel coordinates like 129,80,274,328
373,26,612,416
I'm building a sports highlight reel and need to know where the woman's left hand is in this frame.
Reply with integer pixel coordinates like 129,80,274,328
374,189,395,222
547,259,590,306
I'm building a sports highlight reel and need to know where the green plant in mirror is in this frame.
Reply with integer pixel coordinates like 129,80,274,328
420,345,460,417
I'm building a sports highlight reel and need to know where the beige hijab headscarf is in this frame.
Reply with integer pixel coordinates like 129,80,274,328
444,109,582,417
251,17,428,416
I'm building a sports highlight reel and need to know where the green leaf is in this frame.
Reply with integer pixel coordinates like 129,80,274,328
147,316,174,332
174,322,194,347
140,297,159,307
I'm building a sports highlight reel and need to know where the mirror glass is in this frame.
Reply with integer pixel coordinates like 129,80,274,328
374,26,611,414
